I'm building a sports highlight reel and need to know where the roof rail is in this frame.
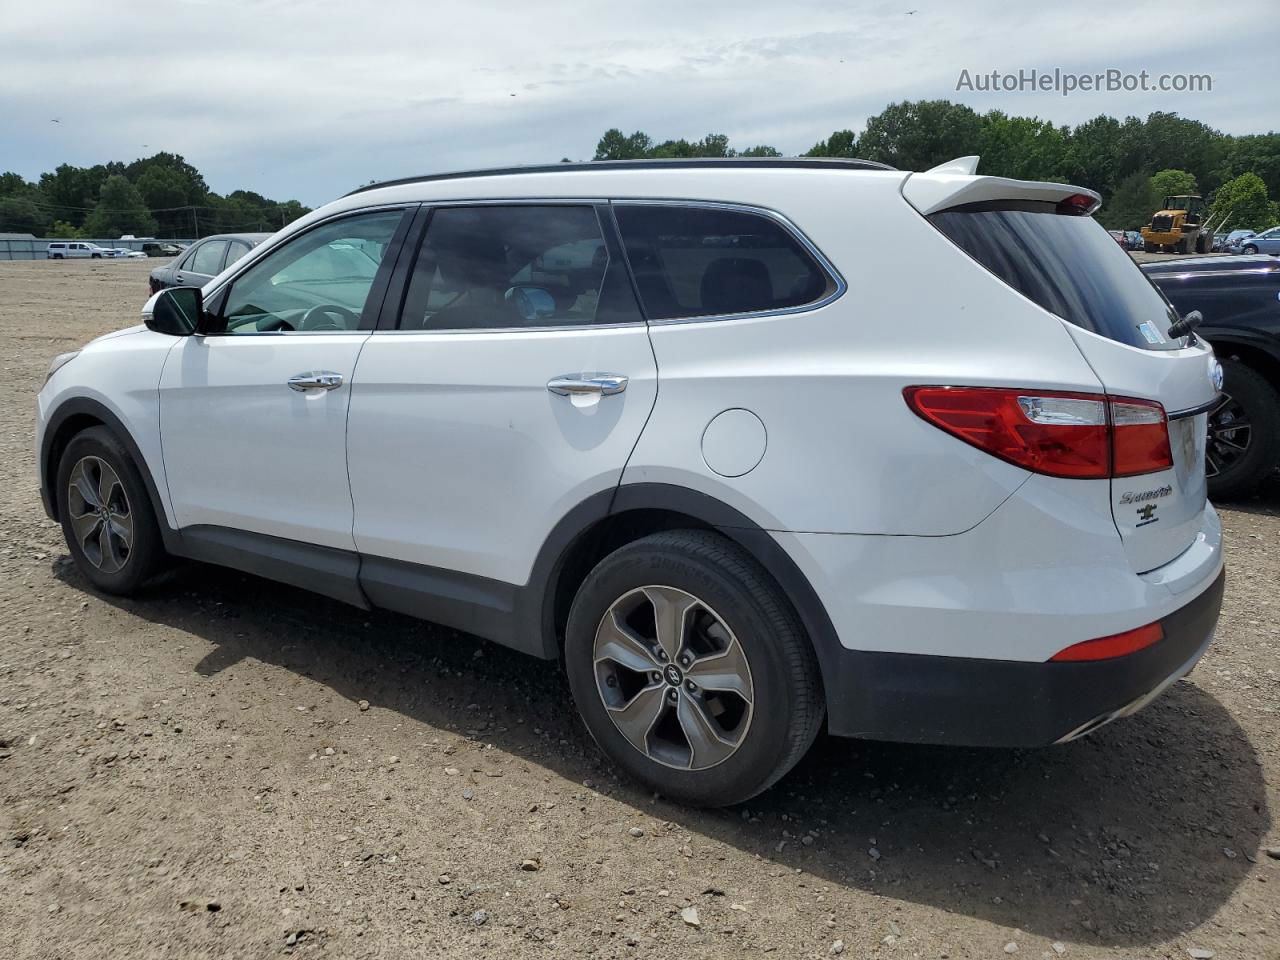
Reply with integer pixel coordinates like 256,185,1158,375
345,156,896,197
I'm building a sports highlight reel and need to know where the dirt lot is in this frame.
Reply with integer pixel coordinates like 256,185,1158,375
1,258,1277,960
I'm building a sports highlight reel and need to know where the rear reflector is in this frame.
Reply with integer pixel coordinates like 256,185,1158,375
1049,622,1163,661
903,386,1173,479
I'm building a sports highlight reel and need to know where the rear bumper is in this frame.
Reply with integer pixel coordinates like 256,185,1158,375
823,568,1224,746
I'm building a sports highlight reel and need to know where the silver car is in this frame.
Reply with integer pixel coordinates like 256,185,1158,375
1234,227,1280,256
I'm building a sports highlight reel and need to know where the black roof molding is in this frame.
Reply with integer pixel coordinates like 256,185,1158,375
345,157,896,197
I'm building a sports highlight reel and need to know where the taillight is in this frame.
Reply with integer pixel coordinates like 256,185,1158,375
1049,622,1163,661
1056,193,1099,216
903,386,1173,479
1110,397,1173,476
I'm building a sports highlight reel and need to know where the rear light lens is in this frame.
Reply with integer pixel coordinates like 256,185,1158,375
1056,193,1098,216
1110,397,1173,476
903,386,1173,479
1049,622,1163,661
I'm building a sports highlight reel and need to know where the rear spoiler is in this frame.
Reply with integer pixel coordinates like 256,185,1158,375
903,156,1101,217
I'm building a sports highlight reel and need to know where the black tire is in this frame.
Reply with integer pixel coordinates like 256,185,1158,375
564,530,824,807
91,253,101,259
55,426,165,595
1243,244,1259,255
1206,360,1280,500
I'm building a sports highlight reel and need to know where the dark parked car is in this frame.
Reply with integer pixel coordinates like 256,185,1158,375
1143,254,1280,498
149,233,270,294
142,242,184,258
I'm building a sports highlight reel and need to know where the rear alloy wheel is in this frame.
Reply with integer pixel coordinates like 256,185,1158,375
565,530,823,807
1205,360,1280,500
592,585,754,771
56,426,165,594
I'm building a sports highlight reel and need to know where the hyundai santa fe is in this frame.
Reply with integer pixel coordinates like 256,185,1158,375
37,157,1226,806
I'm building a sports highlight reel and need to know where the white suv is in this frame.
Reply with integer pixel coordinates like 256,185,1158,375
36,158,1225,806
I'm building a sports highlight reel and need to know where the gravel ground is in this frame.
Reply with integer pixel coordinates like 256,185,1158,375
1,258,1277,960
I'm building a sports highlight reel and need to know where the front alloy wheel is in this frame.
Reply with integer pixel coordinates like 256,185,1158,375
66,456,134,572
593,586,754,771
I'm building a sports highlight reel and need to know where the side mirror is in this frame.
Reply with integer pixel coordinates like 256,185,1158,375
145,287,204,336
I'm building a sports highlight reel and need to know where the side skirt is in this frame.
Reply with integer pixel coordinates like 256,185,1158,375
174,526,371,611
171,526,540,654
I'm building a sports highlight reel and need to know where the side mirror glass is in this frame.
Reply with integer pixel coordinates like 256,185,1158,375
146,287,204,336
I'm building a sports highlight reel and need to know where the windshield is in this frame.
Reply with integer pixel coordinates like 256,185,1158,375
929,205,1181,351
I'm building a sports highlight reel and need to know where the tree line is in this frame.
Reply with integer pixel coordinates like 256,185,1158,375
0,153,310,239
594,101,1280,231
4,101,1276,238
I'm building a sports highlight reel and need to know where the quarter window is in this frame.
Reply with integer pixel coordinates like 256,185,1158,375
225,240,251,267
217,210,403,334
399,205,641,330
190,239,228,275
613,204,835,320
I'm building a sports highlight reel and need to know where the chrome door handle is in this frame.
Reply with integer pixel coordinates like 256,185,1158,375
288,372,344,392
546,374,628,397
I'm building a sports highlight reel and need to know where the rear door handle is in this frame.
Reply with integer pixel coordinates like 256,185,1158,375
546,373,628,397
288,371,344,392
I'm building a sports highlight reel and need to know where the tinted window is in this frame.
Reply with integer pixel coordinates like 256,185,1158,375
400,205,641,330
225,240,251,267
929,206,1180,350
218,210,402,334
190,240,228,275
614,204,834,320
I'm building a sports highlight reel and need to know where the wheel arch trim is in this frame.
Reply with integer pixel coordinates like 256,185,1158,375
40,396,181,552
527,483,841,704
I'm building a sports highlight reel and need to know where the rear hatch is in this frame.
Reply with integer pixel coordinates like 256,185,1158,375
909,173,1217,573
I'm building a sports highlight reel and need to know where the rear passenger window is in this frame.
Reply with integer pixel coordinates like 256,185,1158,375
190,240,228,275
614,204,836,320
400,205,642,330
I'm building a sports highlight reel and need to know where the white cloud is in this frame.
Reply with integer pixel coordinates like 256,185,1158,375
2,0,1273,205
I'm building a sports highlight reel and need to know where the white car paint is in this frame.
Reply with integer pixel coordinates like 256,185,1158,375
158,333,372,550
346,324,658,585
37,160,1224,684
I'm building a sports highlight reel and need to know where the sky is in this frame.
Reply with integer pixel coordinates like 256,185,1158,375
2,0,1275,207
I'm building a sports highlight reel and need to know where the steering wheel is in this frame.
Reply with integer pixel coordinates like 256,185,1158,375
299,304,358,331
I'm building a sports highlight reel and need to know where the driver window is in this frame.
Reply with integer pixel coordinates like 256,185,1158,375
218,210,404,335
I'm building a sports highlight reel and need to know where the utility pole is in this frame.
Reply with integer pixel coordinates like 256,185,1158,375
191,206,199,241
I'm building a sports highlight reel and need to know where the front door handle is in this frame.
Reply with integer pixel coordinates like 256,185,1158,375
546,373,628,397
288,371,344,392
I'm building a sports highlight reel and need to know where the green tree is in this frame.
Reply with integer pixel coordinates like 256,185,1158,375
83,175,157,237
1097,170,1159,231
1062,115,1123,195
47,220,81,238
0,171,36,198
978,111,1069,182
738,144,782,157
594,129,653,160
0,196,51,234
124,152,208,201
1216,133,1280,200
805,129,858,157
37,163,96,227
1149,168,1198,201
1209,172,1274,232
857,100,983,170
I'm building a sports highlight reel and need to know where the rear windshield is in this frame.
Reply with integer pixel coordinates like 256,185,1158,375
929,204,1180,350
